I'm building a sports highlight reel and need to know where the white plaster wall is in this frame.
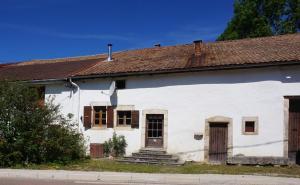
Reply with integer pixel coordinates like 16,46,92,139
45,65,300,161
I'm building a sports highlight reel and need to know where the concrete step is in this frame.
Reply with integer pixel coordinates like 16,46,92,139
123,156,179,162
117,159,184,166
139,148,166,155
118,148,183,166
132,152,173,158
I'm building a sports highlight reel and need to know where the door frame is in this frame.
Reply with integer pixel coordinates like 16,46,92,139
145,114,164,148
208,122,228,163
284,96,300,163
204,116,233,163
141,109,168,149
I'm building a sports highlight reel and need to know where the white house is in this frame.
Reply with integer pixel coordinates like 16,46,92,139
1,34,300,165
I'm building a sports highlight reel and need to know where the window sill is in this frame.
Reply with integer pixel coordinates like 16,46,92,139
91,127,108,130
242,132,258,135
114,126,134,131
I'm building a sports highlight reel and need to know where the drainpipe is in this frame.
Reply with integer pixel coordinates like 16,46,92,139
68,78,81,132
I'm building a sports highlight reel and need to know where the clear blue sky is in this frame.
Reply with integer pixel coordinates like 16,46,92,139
0,0,234,63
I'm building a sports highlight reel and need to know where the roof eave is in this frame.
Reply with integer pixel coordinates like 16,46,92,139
23,60,300,83
70,60,300,80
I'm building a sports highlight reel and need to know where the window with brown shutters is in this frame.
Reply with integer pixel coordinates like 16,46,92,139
131,110,139,128
107,106,114,128
93,106,107,127
83,106,92,129
117,111,132,126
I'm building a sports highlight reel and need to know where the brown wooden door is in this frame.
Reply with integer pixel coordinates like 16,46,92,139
209,123,228,163
146,114,164,148
288,99,300,164
90,143,104,158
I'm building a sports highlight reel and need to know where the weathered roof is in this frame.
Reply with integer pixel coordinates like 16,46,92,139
0,58,103,81
0,33,299,81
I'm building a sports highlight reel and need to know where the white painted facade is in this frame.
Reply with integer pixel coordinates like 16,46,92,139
45,65,300,162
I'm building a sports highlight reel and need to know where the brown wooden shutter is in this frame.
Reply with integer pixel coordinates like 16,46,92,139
107,106,114,128
90,143,104,158
83,106,92,129
131,110,139,128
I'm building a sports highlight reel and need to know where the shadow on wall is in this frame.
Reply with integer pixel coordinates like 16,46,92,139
110,91,118,106
121,66,300,90
46,66,300,93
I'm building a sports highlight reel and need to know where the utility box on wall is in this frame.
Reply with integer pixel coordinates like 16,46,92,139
194,132,203,140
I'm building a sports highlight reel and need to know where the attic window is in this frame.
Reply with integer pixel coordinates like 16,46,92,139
116,80,126,89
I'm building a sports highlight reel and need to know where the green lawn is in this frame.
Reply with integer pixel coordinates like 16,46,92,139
18,159,300,178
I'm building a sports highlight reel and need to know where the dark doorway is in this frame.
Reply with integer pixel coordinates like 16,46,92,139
288,99,300,164
145,114,164,148
209,123,228,164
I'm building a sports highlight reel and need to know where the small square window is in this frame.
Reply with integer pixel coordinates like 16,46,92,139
242,117,258,135
245,121,255,132
117,111,131,126
116,80,126,89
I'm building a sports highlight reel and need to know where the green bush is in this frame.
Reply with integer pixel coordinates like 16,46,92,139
103,132,127,157
0,81,86,166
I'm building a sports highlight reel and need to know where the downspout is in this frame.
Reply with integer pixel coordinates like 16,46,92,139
68,78,81,132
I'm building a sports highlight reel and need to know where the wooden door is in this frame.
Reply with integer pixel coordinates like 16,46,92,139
288,99,300,164
209,123,228,163
146,114,164,148
90,143,104,158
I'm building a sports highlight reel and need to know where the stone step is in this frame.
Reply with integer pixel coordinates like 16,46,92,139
132,152,173,158
118,148,183,166
117,159,184,166
139,149,166,155
123,156,179,162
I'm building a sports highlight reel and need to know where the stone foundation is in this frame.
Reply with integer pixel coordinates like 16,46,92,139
227,156,289,165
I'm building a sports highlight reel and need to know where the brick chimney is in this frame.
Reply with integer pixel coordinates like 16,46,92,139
154,43,161,47
193,40,202,56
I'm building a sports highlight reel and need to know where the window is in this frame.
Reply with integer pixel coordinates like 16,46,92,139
116,80,126,89
245,121,255,132
117,111,132,126
93,106,107,127
147,114,163,138
37,86,45,106
242,117,258,135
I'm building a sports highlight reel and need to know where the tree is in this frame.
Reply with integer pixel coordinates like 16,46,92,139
0,81,86,166
217,0,300,41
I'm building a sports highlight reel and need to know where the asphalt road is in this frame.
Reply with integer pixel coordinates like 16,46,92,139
1,169,300,185
0,178,123,185
1,177,300,185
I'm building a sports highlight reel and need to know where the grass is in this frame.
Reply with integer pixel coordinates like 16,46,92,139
16,159,300,178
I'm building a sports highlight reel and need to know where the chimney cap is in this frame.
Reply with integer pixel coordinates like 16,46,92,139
108,43,113,46
154,43,161,47
193,40,203,44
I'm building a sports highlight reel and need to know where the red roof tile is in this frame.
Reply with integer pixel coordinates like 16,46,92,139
0,58,103,81
0,33,299,81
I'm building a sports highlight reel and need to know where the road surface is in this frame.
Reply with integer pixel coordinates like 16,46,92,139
0,169,300,185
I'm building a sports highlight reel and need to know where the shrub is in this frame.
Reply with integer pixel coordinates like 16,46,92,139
0,81,86,166
103,132,127,157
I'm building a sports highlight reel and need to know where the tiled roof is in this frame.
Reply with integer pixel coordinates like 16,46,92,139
76,33,300,77
0,33,299,81
0,58,103,81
